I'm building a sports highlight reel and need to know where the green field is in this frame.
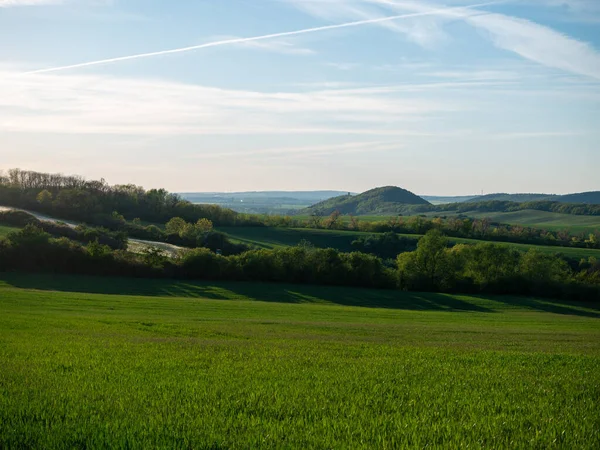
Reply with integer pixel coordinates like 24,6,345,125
296,210,600,233
1,273,599,448
221,226,372,251
222,226,600,260
426,209,600,234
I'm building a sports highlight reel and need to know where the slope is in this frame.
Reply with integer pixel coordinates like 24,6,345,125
302,186,430,216
466,192,600,204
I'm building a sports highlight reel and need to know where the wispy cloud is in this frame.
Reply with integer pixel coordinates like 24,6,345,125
326,62,360,71
381,0,600,79
22,1,496,74
210,35,315,55
195,141,401,161
289,0,456,48
466,12,600,80
423,69,519,81
0,68,460,135
291,0,600,79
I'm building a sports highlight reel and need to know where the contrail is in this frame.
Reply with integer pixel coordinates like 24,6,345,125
24,1,500,75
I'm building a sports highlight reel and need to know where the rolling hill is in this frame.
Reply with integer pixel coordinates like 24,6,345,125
301,186,430,216
466,192,600,204
179,190,352,215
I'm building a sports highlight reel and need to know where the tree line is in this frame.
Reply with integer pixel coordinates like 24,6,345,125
1,226,598,302
0,168,262,227
0,210,127,250
376,200,600,216
1,169,598,252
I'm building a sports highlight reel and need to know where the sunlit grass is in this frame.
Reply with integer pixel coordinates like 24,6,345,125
221,226,600,260
0,225,18,237
0,273,599,448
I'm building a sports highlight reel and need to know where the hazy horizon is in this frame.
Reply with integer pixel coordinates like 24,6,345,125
1,0,599,194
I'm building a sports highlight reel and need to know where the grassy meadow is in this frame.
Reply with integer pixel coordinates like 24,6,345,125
0,272,599,448
426,209,600,234
221,226,600,260
295,210,600,233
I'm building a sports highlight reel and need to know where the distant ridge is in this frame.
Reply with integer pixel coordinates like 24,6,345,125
467,192,600,205
301,186,430,216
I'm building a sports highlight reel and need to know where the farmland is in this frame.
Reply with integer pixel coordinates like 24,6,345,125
296,210,600,234
221,226,600,260
0,273,599,448
423,209,600,234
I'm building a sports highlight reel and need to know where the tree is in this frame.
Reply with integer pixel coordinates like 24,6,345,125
195,218,213,233
179,223,197,240
324,210,341,230
455,243,520,287
308,214,322,229
7,225,50,248
141,246,167,269
397,230,451,290
111,211,126,225
87,239,112,259
36,189,53,206
520,249,569,284
585,233,598,248
414,229,450,286
165,217,187,235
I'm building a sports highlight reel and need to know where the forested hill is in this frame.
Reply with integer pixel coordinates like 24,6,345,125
301,186,430,216
559,192,600,204
467,192,600,204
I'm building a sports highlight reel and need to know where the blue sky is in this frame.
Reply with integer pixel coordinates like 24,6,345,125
0,0,599,194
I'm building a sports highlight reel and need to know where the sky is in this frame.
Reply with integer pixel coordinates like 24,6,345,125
0,0,599,195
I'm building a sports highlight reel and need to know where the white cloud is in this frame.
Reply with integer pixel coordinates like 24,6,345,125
289,0,454,48
0,0,63,6
466,12,600,80
0,68,459,135
307,0,600,79
25,3,492,74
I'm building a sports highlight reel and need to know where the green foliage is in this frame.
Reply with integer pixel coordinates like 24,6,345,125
195,218,213,233
396,231,598,299
2,226,599,300
351,232,417,260
221,226,600,261
0,274,598,448
165,216,187,235
0,168,248,227
6,224,51,248
0,210,41,227
303,186,430,216
439,199,600,216
36,189,53,205
397,230,453,290
86,239,112,259
467,191,600,205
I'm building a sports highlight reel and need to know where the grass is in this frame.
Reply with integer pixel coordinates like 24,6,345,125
0,225,18,237
426,209,600,234
220,226,373,251
222,226,600,260
296,210,600,233
0,272,599,448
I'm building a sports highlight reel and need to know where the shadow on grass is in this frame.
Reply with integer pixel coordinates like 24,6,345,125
480,295,600,319
1,272,598,318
